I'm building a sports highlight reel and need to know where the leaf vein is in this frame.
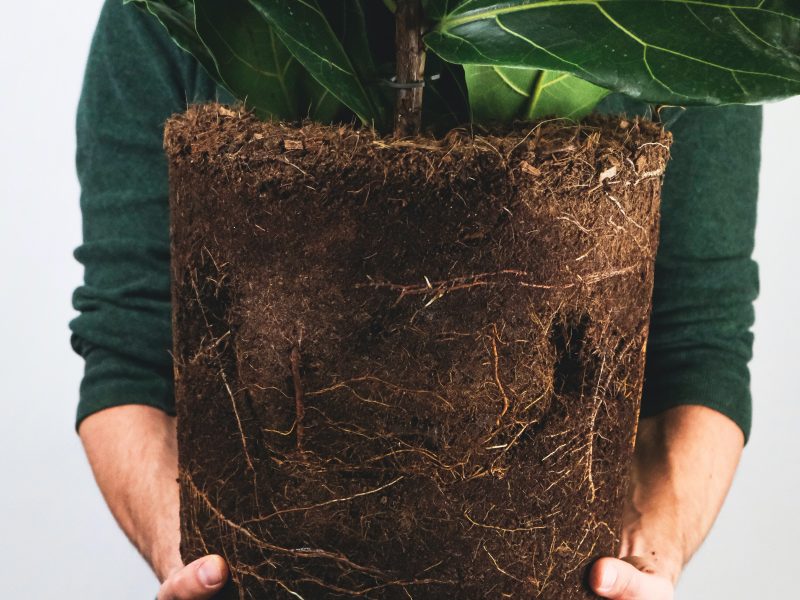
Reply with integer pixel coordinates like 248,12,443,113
491,67,533,96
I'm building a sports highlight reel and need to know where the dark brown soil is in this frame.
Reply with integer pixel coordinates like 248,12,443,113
165,104,671,599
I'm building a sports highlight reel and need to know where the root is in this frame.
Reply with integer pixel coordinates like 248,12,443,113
585,354,607,503
482,544,525,584
243,476,404,525
290,345,305,452
307,375,453,411
190,274,257,479
183,473,390,578
222,375,257,480
358,266,641,304
259,570,456,597
464,509,545,534
490,327,510,426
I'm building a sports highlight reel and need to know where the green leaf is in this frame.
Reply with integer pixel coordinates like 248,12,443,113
194,0,303,119
463,65,539,122
464,66,608,123
319,0,389,119
526,71,610,120
249,0,387,127
302,77,344,122
125,0,220,81
129,0,341,121
427,0,800,105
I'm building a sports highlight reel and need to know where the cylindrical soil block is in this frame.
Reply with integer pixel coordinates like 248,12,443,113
165,104,671,599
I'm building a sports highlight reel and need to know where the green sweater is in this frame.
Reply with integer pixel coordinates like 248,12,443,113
71,0,762,442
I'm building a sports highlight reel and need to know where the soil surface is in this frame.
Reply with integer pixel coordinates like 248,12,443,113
165,104,671,599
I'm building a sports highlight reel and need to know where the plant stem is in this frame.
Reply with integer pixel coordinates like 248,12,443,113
394,0,425,137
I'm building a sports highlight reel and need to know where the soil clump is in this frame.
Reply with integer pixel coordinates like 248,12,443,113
165,103,671,599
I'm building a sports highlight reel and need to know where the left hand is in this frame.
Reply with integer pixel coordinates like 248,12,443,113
589,556,674,600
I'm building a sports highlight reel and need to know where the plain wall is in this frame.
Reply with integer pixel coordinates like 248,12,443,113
0,2,797,598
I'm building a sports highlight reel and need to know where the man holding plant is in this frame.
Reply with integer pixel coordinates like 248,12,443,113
72,0,794,598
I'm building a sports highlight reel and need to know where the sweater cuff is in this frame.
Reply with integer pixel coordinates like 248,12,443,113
641,348,752,444
74,341,175,432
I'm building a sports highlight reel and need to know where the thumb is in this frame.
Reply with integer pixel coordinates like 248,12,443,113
590,556,673,600
158,555,229,600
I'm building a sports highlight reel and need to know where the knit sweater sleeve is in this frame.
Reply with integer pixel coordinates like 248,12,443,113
70,0,216,430
641,105,762,444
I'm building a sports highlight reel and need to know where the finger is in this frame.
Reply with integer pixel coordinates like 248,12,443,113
589,556,673,600
619,556,658,574
158,555,229,600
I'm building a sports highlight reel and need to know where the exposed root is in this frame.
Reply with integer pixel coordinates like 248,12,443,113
190,274,256,480
482,544,525,584
490,328,510,426
243,476,404,525
585,354,607,503
222,375,256,475
357,266,641,303
267,570,456,597
464,509,545,534
184,473,390,578
307,375,454,411
290,345,305,452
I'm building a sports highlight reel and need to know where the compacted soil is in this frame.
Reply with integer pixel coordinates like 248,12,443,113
165,104,671,599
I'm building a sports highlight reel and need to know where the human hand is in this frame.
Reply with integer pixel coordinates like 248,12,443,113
589,556,674,599
157,554,229,600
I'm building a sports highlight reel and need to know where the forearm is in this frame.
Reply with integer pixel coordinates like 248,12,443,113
78,404,183,582
620,404,744,583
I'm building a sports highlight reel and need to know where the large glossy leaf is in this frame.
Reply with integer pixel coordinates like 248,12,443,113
427,0,800,105
319,0,389,121
302,76,345,122
125,0,220,80
194,0,303,119
464,65,538,122
249,0,387,127
129,0,342,121
526,71,610,120
465,66,609,123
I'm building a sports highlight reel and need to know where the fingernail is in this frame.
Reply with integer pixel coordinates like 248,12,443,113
598,564,618,593
198,557,224,587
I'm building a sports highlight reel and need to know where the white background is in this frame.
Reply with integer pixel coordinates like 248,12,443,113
0,2,797,598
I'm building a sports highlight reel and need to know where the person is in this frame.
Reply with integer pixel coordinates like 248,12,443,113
71,2,761,599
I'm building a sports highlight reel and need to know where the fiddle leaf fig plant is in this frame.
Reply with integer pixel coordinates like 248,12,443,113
128,0,800,135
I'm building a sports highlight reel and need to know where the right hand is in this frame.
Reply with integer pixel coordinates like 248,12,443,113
157,555,229,600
